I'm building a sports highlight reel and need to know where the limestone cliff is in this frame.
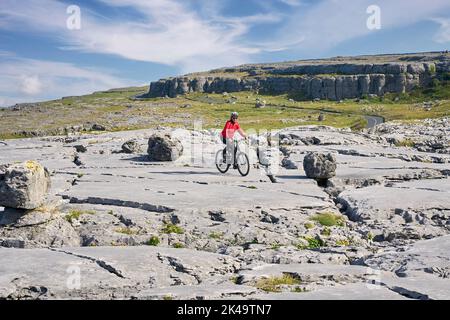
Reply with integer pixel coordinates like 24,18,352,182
142,52,450,100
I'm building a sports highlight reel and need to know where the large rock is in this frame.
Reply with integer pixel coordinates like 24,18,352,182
147,133,183,161
0,161,51,209
303,152,337,180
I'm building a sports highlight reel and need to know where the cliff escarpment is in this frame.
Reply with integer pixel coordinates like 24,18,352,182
143,52,450,100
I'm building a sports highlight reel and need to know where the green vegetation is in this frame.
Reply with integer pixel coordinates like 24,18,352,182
0,132,28,140
161,223,184,234
394,138,416,147
65,209,95,223
208,231,224,240
321,227,331,236
255,274,301,293
297,236,325,250
163,295,173,300
304,222,315,230
146,236,160,246
230,276,239,284
335,239,351,246
429,64,436,74
271,243,282,250
115,227,138,235
443,72,450,81
311,212,346,227
172,242,185,249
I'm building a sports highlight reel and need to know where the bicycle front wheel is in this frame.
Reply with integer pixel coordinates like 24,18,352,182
236,152,250,177
215,149,230,174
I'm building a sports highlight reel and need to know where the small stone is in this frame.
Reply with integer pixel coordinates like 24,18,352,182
92,124,106,131
121,140,141,154
281,158,298,170
318,113,325,121
260,211,280,224
73,155,84,166
74,145,87,153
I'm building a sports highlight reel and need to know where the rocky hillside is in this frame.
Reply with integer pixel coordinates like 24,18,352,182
2,52,449,141
143,52,450,100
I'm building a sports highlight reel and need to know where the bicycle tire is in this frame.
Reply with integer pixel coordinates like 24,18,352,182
236,152,250,177
215,149,230,174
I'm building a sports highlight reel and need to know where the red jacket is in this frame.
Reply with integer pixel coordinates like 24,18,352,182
221,120,241,139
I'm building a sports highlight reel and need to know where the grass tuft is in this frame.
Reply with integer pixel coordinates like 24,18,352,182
335,239,351,246
146,236,160,246
65,209,95,223
297,236,325,249
311,212,345,227
115,227,138,235
304,222,315,229
256,274,301,292
394,138,415,147
208,231,224,239
161,223,184,234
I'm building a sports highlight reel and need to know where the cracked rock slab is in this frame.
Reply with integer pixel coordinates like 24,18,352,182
364,235,450,300
59,167,332,212
135,284,257,300
250,282,410,300
0,246,242,299
0,247,129,299
238,263,374,285
338,179,450,221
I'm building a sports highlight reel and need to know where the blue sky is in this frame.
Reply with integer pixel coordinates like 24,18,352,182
0,0,449,106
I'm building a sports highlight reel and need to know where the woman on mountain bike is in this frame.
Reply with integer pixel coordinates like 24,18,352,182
221,112,247,163
221,111,247,143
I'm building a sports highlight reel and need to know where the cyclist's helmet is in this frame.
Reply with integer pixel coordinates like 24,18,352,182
231,111,239,118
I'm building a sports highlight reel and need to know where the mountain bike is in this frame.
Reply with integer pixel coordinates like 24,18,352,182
215,139,250,177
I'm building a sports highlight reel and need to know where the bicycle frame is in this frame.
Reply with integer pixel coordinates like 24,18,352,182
224,139,243,165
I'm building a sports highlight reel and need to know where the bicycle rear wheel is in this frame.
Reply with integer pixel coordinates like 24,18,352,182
236,152,250,177
215,149,230,173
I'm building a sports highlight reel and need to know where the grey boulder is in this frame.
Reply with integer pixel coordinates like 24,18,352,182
0,161,51,209
303,152,337,179
147,133,183,161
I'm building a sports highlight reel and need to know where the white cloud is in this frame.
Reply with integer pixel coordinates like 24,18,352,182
0,0,281,72
20,75,43,95
2,0,448,73
432,18,450,43
276,0,450,53
0,56,135,107
279,0,303,6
